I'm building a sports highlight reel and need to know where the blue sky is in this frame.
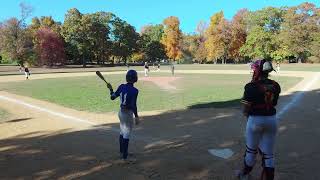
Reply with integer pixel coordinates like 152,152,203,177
0,0,319,33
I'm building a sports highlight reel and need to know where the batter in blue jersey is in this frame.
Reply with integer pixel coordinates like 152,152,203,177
108,70,140,161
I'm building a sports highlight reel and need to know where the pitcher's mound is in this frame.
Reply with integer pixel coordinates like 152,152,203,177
140,76,181,91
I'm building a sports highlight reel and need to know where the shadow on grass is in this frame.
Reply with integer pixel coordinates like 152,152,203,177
0,89,319,179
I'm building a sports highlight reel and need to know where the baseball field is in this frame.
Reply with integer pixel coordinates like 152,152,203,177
0,64,319,180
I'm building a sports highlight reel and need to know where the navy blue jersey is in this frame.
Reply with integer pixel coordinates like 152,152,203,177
111,83,139,117
241,79,281,116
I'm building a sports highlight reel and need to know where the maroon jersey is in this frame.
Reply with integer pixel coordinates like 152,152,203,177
241,79,281,116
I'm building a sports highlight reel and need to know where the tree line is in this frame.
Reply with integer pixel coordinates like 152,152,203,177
0,2,319,67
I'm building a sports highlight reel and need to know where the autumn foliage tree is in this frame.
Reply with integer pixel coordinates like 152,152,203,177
229,9,248,62
205,12,231,64
0,18,33,65
0,3,33,65
162,16,183,62
1,2,320,66
35,27,66,66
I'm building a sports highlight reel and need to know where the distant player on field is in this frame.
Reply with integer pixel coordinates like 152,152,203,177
171,63,175,76
24,66,30,80
276,62,280,73
237,59,281,180
108,70,140,162
144,62,149,76
19,64,23,73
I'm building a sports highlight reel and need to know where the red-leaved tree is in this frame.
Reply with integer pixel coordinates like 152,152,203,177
35,27,66,66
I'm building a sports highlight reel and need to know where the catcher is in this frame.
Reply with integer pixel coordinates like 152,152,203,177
237,59,281,180
107,70,140,161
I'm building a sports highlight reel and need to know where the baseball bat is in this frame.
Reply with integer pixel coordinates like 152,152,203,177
96,71,113,92
96,71,108,84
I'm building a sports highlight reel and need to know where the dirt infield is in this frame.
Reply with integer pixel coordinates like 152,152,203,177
0,70,319,180
140,76,181,90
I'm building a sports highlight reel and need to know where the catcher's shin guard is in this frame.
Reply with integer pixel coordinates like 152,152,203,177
119,135,124,154
260,151,275,180
245,145,258,167
122,138,129,159
260,167,274,180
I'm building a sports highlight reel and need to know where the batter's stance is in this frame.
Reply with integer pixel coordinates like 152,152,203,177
108,70,140,161
237,60,281,180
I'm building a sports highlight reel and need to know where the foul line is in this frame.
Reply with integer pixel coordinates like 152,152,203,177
0,95,155,143
277,74,319,119
0,95,97,126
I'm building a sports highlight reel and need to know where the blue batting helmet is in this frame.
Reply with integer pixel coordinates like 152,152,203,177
126,70,138,83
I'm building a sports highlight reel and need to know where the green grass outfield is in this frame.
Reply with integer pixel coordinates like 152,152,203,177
0,73,302,113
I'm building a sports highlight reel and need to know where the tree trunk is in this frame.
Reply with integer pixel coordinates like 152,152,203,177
82,55,86,68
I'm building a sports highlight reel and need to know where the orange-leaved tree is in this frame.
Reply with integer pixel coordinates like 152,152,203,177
205,11,225,64
161,16,182,62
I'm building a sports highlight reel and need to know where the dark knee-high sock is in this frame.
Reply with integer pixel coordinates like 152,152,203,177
119,135,124,154
122,138,129,159
261,167,274,180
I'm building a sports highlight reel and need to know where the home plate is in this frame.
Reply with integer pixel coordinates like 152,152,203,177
208,148,234,159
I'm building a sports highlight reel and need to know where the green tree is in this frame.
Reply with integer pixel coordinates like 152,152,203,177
140,24,166,62
110,17,140,64
241,7,285,59
279,3,319,62
240,26,275,59
141,24,164,42
61,8,83,65
62,9,113,66
84,12,112,65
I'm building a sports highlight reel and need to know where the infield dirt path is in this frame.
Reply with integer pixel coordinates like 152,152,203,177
0,70,319,180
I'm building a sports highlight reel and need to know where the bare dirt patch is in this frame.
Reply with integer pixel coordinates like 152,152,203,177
140,76,182,91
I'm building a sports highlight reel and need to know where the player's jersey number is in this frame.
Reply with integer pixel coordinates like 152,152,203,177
120,92,127,106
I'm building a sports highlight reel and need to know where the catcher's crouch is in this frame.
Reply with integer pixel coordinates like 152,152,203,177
237,60,281,180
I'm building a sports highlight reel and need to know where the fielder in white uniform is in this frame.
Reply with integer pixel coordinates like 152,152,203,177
24,67,30,80
144,62,149,77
